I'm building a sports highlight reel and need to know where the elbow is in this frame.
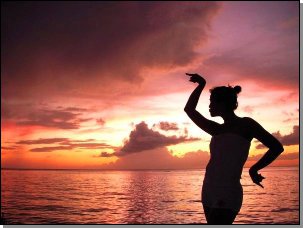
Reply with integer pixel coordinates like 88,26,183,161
273,143,284,155
184,107,193,114
278,145,284,154
277,141,284,154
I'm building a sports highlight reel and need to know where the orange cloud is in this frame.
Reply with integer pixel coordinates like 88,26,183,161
99,148,210,170
245,152,299,168
100,121,200,157
14,138,114,153
1,146,18,150
248,152,299,161
97,149,299,170
16,138,69,144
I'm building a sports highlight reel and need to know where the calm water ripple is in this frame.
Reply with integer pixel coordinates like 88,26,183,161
1,167,299,224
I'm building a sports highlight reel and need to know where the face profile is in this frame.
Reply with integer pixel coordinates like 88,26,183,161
209,100,218,117
208,97,225,117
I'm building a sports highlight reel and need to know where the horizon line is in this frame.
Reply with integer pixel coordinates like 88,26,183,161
1,165,298,171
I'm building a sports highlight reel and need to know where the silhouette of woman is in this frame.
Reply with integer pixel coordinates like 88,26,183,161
184,73,284,224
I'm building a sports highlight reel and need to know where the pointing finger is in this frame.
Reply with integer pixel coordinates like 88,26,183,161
256,182,264,188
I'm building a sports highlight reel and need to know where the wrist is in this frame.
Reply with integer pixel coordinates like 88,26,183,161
198,82,206,87
249,166,259,173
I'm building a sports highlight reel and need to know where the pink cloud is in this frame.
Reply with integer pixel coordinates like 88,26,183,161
2,2,298,170
256,125,299,149
100,121,200,157
200,1,298,90
272,125,299,146
98,148,299,170
99,148,210,170
2,2,221,101
2,102,92,130
14,137,114,152
96,118,106,126
1,146,18,150
16,138,69,145
153,121,179,131
240,105,254,114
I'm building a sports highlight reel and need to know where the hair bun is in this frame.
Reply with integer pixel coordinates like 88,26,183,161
233,85,241,94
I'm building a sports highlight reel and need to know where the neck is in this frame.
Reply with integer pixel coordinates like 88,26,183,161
222,111,238,124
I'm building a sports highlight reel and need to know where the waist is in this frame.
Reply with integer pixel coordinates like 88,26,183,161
204,163,243,186
203,176,241,187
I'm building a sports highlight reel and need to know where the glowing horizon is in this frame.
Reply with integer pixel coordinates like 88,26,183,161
1,1,299,169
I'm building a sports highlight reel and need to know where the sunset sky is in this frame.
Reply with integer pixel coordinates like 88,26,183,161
1,1,299,169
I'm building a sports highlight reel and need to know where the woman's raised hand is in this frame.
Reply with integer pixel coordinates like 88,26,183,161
186,73,206,86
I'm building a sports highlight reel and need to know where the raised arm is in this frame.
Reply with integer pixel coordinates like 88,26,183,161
247,118,284,188
184,73,220,136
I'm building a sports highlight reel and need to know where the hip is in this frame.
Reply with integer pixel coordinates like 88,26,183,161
201,182,243,212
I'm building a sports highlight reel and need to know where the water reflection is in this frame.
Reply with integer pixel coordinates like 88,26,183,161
1,167,299,224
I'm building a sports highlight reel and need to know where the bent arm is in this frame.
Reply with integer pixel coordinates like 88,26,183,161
250,148,283,172
249,118,284,172
184,84,205,112
184,82,220,136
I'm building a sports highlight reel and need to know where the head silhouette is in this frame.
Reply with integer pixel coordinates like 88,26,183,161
209,85,241,117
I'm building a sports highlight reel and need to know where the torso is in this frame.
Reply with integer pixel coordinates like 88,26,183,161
202,131,250,211
215,117,253,142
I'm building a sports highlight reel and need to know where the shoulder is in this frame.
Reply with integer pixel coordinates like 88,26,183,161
241,117,259,126
240,117,264,134
241,117,267,137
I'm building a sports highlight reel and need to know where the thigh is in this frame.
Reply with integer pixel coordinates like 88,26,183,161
203,205,238,224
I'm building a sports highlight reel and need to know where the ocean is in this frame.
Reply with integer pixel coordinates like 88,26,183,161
1,166,299,224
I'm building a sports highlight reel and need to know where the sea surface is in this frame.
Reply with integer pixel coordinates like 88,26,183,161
1,167,299,224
